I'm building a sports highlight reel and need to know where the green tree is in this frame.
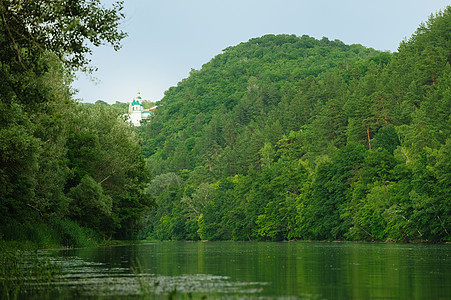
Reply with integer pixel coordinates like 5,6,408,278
0,0,126,72
300,144,367,240
68,175,112,232
0,101,40,223
0,0,130,243
139,7,451,243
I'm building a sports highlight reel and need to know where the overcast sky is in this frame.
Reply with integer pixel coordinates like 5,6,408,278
72,0,449,104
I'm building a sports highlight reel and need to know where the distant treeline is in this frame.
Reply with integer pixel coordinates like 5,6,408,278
88,99,156,114
138,7,450,242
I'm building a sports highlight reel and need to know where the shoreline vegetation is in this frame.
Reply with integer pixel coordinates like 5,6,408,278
1,1,152,250
1,1,449,298
0,0,449,279
135,7,450,244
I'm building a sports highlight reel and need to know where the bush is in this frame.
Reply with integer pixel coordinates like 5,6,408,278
0,220,60,248
51,218,99,248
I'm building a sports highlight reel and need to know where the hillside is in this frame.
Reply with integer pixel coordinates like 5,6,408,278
142,34,381,167
139,8,450,242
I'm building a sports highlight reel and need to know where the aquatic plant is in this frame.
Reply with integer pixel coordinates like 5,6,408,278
0,244,61,299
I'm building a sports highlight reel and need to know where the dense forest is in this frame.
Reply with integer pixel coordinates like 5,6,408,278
0,1,449,247
138,7,450,242
0,1,152,247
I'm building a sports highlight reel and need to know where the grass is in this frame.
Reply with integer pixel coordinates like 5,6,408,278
0,218,101,299
0,242,62,299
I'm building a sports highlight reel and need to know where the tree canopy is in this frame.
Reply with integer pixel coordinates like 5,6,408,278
0,0,150,246
139,7,450,243
1,1,449,246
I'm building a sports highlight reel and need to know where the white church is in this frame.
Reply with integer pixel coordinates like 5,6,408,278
127,92,157,126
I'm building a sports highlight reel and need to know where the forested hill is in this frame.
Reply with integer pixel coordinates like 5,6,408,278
142,34,381,160
139,8,450,242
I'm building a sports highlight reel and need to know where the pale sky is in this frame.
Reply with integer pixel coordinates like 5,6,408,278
72,0,450,104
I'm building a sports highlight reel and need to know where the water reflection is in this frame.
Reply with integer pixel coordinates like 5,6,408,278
28,242,451,299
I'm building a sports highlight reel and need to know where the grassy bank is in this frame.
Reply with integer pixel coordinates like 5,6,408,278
0,242,61,299
0,218,103,250
0,219,99,298
0,219,124,299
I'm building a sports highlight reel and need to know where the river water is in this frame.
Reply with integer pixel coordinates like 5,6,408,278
25,241,450,299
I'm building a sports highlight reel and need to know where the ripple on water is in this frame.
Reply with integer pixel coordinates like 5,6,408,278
25,255,269,298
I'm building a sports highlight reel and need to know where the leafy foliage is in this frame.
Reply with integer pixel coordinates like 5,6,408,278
140,7,450,242
1,1,449,245
0,0,151,246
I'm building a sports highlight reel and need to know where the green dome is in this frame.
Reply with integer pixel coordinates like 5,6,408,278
131,99,143,106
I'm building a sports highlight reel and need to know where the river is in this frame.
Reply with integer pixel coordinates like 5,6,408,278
23,241,450,299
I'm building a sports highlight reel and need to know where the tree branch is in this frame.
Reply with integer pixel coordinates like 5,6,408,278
0,7,26,70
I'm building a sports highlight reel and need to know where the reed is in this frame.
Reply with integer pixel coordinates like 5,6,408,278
0,242,62,299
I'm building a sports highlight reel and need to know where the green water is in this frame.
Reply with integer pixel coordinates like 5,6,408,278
25,241,451,299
